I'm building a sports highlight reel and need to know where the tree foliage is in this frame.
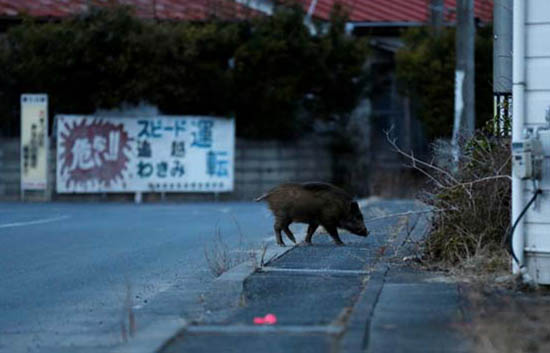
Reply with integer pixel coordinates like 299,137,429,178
0,4,368,139
395,26,493,140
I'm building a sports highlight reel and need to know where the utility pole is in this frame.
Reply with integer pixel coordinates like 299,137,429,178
430,0,444,35
493,0,513,135
452,0,476,165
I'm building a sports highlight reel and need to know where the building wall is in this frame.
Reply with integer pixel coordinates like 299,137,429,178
0,137,332,201
524,0,550,123
519,0,550,281
0,139,20,199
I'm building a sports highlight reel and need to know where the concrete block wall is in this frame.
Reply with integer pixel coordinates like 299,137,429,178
234,138,333,200
0,136,333,201
0,139,20,200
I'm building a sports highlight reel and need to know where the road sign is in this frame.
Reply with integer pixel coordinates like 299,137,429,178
56,115,235,193
20,94,49,192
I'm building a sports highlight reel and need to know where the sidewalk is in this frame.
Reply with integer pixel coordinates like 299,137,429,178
365,266,470,353
157,200,473,353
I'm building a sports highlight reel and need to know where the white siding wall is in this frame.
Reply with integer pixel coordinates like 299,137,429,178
525,0,550,124
522,0,550,282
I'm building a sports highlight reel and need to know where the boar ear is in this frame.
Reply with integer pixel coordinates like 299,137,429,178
350,201,360,212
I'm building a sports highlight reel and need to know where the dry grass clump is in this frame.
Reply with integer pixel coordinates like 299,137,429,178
465,286,550,353
203,229,245,277
204,226,268,277
387,127,512,274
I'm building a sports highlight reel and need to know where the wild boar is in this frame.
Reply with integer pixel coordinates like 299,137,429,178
255,182,368,246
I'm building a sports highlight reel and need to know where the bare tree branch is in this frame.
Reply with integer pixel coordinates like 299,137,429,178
385,126,459,185
364,208,453,224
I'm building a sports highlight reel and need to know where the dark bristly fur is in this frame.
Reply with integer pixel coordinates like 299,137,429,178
256,182,368,246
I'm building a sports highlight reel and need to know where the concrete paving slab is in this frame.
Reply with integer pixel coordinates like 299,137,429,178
161,331,336,353
234,271,364,326
366,270,471,353
339,263,389,353
269,241,378,271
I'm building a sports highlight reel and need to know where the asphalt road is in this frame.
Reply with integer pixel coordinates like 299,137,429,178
0,201,277,353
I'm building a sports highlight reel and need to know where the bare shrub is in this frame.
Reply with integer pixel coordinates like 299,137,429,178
203,226,268,277
387,126,512,272
204,229,244,277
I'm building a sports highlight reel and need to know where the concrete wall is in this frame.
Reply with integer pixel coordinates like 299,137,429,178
0,139,19,200
0,137,332,201
234,138,332,200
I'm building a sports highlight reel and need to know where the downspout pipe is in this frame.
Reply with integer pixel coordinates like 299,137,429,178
512,0,526,274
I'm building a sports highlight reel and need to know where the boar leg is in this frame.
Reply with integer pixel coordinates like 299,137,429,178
274,220,286,246
325,225,344,246
283,225,297,244
304,224,319,244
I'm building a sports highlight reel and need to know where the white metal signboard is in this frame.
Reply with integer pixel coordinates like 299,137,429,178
56,115,235,193
21,94,49,191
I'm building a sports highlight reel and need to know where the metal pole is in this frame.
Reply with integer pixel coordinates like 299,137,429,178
494,0,513,94
452,0,476,165
430,0,444,34
493,0,513,135
20,96,24,202
512,0,526,274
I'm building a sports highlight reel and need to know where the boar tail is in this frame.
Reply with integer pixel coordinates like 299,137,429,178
255,193,269,202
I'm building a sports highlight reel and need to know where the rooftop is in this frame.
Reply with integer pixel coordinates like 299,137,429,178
0,0,493,24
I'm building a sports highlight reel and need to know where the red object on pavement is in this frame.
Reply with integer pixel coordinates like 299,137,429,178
253,313,277,325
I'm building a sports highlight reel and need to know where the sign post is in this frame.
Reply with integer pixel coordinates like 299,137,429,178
20,94,49,200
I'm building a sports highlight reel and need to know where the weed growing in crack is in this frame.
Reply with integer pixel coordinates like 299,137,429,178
204,225,270,277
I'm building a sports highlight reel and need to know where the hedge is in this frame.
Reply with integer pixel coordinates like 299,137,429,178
0,4,368,139
396,26,493,140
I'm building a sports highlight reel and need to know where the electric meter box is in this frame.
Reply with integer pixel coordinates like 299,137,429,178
512,139,543,180
522,130,550,284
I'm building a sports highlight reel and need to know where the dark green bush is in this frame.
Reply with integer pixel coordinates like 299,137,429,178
396,26,493,140
0,4,368,139
0,6,241,134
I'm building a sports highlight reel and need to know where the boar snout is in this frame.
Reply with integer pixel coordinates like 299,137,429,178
357,226,368,236
341,220,368,237
352,225,368,237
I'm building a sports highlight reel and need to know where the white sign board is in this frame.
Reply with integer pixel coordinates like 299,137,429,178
56,115,234,193
21,94,49,190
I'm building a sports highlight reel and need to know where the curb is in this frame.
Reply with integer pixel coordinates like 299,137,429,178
201,237,303,318
113,317,187,353
113,229,305,353
339,262,389,353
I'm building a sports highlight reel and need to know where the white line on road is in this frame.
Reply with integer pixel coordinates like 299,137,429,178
0,215,71,229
